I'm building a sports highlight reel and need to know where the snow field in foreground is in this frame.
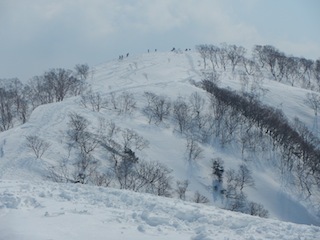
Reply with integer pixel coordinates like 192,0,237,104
0,180,319,240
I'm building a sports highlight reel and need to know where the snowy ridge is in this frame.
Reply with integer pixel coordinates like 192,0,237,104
1,179,319,240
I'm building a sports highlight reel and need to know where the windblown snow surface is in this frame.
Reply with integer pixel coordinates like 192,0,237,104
1,51,320,239
1,180,319,240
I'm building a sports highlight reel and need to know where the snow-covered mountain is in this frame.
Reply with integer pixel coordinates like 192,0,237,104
1,49,320,239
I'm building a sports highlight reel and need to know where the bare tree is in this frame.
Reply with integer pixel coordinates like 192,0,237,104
172,97,190,133
143,92,171,124
17,97,29,124
80,88,106,112
47,158,71,183
66,112,89,145
239,72,250,93
293,117,320,147
284,57,300,86
48,155,100,185
242,58,260,76
315,59,320,89
237,164,255,191
298,58,314,88
91,170,113,187
225,164,254,194
253,45,269,69
253,45,286,81
225,190,247,212
75,63,90,81
108,92,136,115
66,112,99,155
28,75,54,108
189,92,208,131
196,44,208,69
219,108,241,147
304,92,320,133
226,44,246,72
224,169,249,212
207,44,220,70
193,191,210,204
135,160,173,196
114,148,172,196
98,118,121,147
28,68,83,106
189,92,206,117
2,78,30,124
117,91,136,115
248,202,269,218
114,148,139,190
25,135,51,159
305,92,320,117
109,92,118,110
0,87,13,131
218,43,228,71
239,127,261,159
121,128,149,152
185,137,203,162
73,152,99,184
44,68,80,102
274,52,288,82
176,180,189,200
64,113,101,184
225,169,239,196
153,170,173,197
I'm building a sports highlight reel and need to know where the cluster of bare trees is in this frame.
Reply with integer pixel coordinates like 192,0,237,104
174,180,209,203
211,158,268,217
44,111,215,204
0,78,29,131
25,135,51,159
80,90,137,115
80,88,105,112
202,80,320,200
196,43,247,72
196,44,320,91
47,113,176,197
142,91,214,143
143,92,171,124
29,66,88,107
136,82,319,216
253,45,318,86
141,89,265,161
136,80,319,215
139,90,273,216
142,89,253,150
0,64,90,132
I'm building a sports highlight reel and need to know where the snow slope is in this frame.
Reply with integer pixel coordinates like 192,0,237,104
1,179,319,240
1,50,320,238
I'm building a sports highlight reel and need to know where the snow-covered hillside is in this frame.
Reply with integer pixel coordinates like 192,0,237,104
1,50,320,239
1,179,319,240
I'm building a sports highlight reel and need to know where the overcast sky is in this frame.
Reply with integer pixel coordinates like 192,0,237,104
1,0,319,81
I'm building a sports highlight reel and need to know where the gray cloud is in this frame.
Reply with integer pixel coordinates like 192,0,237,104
0,0,319,81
